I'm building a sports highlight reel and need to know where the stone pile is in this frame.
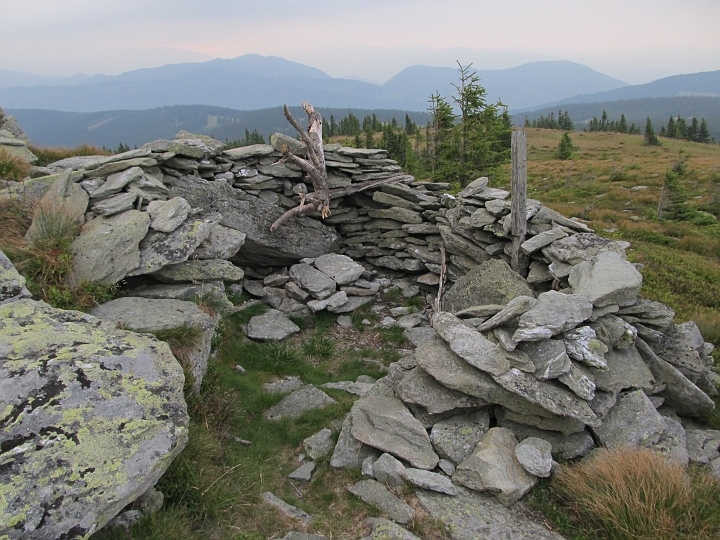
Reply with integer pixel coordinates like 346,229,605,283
328,253,719,508
0,108,37,165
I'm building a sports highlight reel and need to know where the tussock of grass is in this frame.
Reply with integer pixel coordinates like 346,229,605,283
379,325,409,347
553,449,720,540
0,147,30,181
302,334,336,362
149,324,204,362
228,302,267,325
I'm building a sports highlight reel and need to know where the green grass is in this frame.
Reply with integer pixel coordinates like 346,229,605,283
378,325,409,347
227,302,267,325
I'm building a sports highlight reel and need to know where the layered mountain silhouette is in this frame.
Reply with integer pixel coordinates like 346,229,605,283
0,54,628,112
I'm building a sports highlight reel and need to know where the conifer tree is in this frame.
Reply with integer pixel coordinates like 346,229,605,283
666,116,676,138
556,132,574,160
699,118,711,143
644,117,660,146
687,117,699,142
618,114,628,133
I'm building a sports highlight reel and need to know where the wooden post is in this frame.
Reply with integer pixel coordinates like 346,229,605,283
510,130,529,275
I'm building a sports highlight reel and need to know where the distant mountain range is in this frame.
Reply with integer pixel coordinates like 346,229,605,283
0,54,628,112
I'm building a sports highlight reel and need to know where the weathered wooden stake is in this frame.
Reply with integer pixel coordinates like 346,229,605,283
510,130,529,275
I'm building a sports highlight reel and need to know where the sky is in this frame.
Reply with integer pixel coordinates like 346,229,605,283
2,0,719,85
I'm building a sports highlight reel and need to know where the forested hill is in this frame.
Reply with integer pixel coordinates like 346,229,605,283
7,105,431,148
517,96,720,140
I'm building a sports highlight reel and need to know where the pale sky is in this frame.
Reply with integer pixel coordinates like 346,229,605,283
2,0,719,85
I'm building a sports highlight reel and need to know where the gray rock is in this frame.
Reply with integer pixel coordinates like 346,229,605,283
348,480,414,525
432,312,511,376
328,295,374,313
223,144,275,160
403,326,438,347
373,191,422,211
635,338,715,417
170,175,340,266
127,173,169,201
563,326,609,369
151,259,244,283
261,492,312,524
521,228,568,254
518,340,571,380
492,369,601,427
453,427,537,506
351,396,439,470
654,322,706,382
0,250,28,303
280,533,326,540
314,253,365,285
87,166,145,197
558,362,596,401
330,414,380,469
590,314,637,350
617,299,675,330
147,197,191,233
0,299,188,540
417,486,566,540
264,376,304,394
439,225,492,264
364,518,420,540
569,252,643,307
685,429,720,464
362,455,378,478
495,407,586,436
247,309,300,341
594,346,658,394
288,462,316,482
270,132,306,155
129,213,222,276
470,207,497,228
513,291,593,342
307,291,348,312
653,413,689,466
496,414,595,459
289,263,337,300
68,210,150,285
477,296,537,332
430,411,491,464
592,390,669,450
402,468,458,495
264,385,336,420
543,233,629,265
90,297,215,389
257,162,303,178
710,457,720,481
191,224,246,260
438,459,456,476
416,337,560,420
90,191,137,216
373,453,407,487
443,259,534,313
514,438,553,477
396,367,486,414
322,380,374,396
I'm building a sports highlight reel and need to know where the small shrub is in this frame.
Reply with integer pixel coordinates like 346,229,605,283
554,448,720,540
0,147,30,182
608,167,628,182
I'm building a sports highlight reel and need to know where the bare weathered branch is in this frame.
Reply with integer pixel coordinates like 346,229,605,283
269,200,322,233
283,105,319,167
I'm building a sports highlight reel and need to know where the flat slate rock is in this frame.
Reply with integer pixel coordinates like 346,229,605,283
261,492,312,524
247,309,300,341
396,367,486,414
417,486,566,540
264,385,336,420
592,389,668,450
264,376,304,394
401,468,458,495
430,410,491,465
288,462,316,482
569,252,643,307
330,414,380,470
314,253,365,285
363,518,420,540
513,291,593,342
348,480,414,525
351,395,439,470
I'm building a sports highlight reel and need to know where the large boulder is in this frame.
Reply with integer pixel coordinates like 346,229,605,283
168,175,340,266
0,299,188,540
90,297,216,389
442,259,534,314
568,252,643,307
0,249,30,303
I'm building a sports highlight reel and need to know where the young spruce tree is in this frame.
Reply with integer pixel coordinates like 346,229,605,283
644,117,660,146
556,132,574,160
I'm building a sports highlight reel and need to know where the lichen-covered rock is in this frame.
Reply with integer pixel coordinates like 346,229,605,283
191,224,246,260
543,233,629,265
68,210,150,286
0,249,30,303
0,299,188,540
396,367,486,415
430,410,491,465
146,197,191,233
150,259,244,283
568,252,643,307
513,291,593,342
592,389,668,450
442,259,534,314
313,253,365,285
90,297,216,389
247,309,300,341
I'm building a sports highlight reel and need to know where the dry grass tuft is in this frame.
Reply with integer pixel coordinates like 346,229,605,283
0,147,31,182
28,143,111,167
554,448,720,540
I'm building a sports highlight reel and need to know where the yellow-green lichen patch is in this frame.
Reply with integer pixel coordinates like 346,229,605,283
0,299,189,540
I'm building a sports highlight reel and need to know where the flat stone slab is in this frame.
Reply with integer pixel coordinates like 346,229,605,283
401,468,458,495
543,233,629,265
363,518,421,540
592,389,668,450
264,385,337,420
397,367,486,414
314,253,365,285
247,309,300,341
321,381,374,396
264,376,304,394
288,462,316,482
261,492,312,524
351,396,439,470
151,259,244,282
348,480,414,525
330,414,380,470
289,263,337,300
569,252,643,307
430,411,491,465
417,486,567,540
513,291,593,342
432,312,510,376
0,299,188,540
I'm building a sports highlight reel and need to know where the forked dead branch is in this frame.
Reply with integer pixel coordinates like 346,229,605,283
270,102,412,232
